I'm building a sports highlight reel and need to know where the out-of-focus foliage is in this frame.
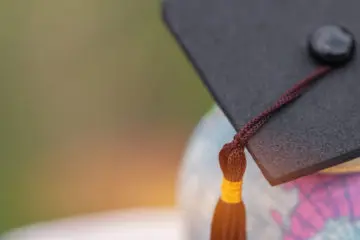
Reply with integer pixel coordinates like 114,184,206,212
0,0,212,234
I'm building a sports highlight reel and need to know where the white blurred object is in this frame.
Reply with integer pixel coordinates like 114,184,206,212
0,208,183,240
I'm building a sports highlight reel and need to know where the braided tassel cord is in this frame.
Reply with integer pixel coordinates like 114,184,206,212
210,66,331,240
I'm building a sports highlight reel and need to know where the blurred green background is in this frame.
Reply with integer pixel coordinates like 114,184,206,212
0,0,212,234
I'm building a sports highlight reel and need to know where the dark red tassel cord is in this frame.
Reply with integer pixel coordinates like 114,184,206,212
210,66,332,240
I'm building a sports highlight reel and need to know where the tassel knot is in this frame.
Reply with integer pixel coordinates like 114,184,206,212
219,143,247,182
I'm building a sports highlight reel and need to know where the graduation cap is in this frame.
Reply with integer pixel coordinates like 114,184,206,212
162,0,358,239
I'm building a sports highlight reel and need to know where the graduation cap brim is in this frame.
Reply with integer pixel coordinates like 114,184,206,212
162,0,360,185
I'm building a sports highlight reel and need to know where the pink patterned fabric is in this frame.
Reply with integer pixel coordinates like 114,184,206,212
272,173,360,239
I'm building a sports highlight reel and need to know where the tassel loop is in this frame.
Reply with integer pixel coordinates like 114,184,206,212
221,178,243,204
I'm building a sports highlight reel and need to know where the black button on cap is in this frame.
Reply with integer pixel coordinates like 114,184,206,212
308,25,356,66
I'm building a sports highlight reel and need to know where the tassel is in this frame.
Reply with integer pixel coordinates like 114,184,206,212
211,199,246,240
210,66,332,240
210,142,247,240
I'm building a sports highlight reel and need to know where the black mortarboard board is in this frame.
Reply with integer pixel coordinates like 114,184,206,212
162,0,360,186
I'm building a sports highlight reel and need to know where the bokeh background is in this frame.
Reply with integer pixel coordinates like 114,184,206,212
0,0,212,234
